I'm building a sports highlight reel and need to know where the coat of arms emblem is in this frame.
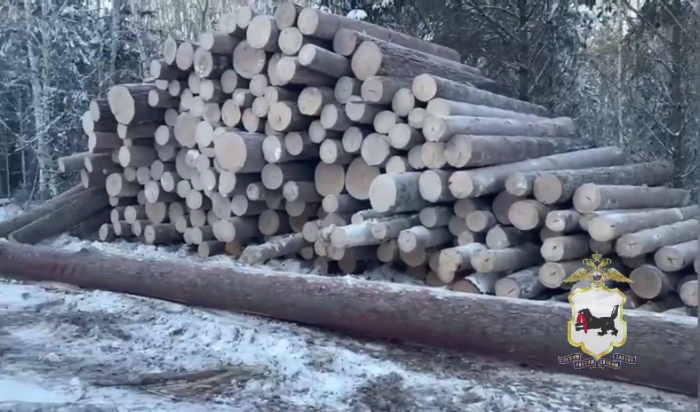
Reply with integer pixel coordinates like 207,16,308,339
558,253,637,368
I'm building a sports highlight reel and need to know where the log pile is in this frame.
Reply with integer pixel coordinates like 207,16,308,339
16,3,695,317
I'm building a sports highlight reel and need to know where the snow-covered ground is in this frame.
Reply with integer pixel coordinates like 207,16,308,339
0,205,695,411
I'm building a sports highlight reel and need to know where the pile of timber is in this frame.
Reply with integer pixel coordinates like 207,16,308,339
7,3,695,317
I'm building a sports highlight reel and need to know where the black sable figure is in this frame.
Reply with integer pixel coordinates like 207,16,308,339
575,305,620,336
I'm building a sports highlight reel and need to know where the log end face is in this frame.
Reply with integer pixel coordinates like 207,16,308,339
261,163,284,190
88,100,101,122
162,37,179,65
332,29,357,56
296,8,319,36
360,77,383,103
368,174,398,213
247,15,275,50
508,201,540,231
276,57,297,84
107,85,134,125
262,135,284,163
421,116,446,142
412,74,437,102
572,183,601,214
447,171,474,199
351,42,382,81
494,278,520,298
679,279,698,306
214,132,247,173
282,28,305,56
629,265,663,300
275,3,299,30
175,42,195,71
418,171,443,203
533,174,564,205
236,6,254,29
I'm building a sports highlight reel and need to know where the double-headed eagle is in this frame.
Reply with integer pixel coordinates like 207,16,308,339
562,252,634,288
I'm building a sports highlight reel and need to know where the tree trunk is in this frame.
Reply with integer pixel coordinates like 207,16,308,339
360,76,412,104
68,208,112,240
108,84,165,125
485,225,533,250
630,264,687,300
240,233,305,264
423,116,575,142
494,267,544,299
616,219,698,258
448,147,626,199
533,161,675,205
678,276,697,307
437,243,487,283
471,243,542,274
2,243,694,393
587,206,699,242
349,37,482,82
298,12,459,61
426,98,546,119
297,44,351,78
9,191,109,245
572,184,690,214
214,131,266,173
412,74,547,115
545,210,580,233
445,135,593,168
540,234,590,262
508,199,551,231
277,56,336,87
654,240,698,272
369,172,431,214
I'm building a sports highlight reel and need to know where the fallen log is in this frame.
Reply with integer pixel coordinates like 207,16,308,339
0,241,693,396
0,185,86,238
8,189,109,244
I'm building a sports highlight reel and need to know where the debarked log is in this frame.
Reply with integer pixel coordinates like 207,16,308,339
0,242,693,396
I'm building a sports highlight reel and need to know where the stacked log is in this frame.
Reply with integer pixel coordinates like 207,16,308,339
23,3,696,316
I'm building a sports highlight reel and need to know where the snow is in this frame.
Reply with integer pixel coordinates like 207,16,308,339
0,205,695,411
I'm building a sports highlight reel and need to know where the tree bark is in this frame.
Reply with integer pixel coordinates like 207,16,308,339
0,242,694,393
445,135,593,168
448,147,626,199
616,219,698,258
533,161,675,205
298,13,460,61
214,131,266,173
423,116,575,142
361,76,412,104
437,243,486,283
8,190,109,244
587,206,699,242
277,56,336,87
572,184,690,214
298,44,351,78
412,74,547,115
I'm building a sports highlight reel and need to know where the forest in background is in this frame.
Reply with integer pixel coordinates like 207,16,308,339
0,0,697,202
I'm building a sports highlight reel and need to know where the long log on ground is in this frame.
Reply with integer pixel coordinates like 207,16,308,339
0,241,693,395
572,184,690,214
533,161,675,205
448,147,626,199
8,189,109,245
299,10,460,61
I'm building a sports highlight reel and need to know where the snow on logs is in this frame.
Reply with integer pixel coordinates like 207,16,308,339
44,4,697,317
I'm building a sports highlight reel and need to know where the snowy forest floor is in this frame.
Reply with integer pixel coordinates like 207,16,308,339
0,206,695,411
